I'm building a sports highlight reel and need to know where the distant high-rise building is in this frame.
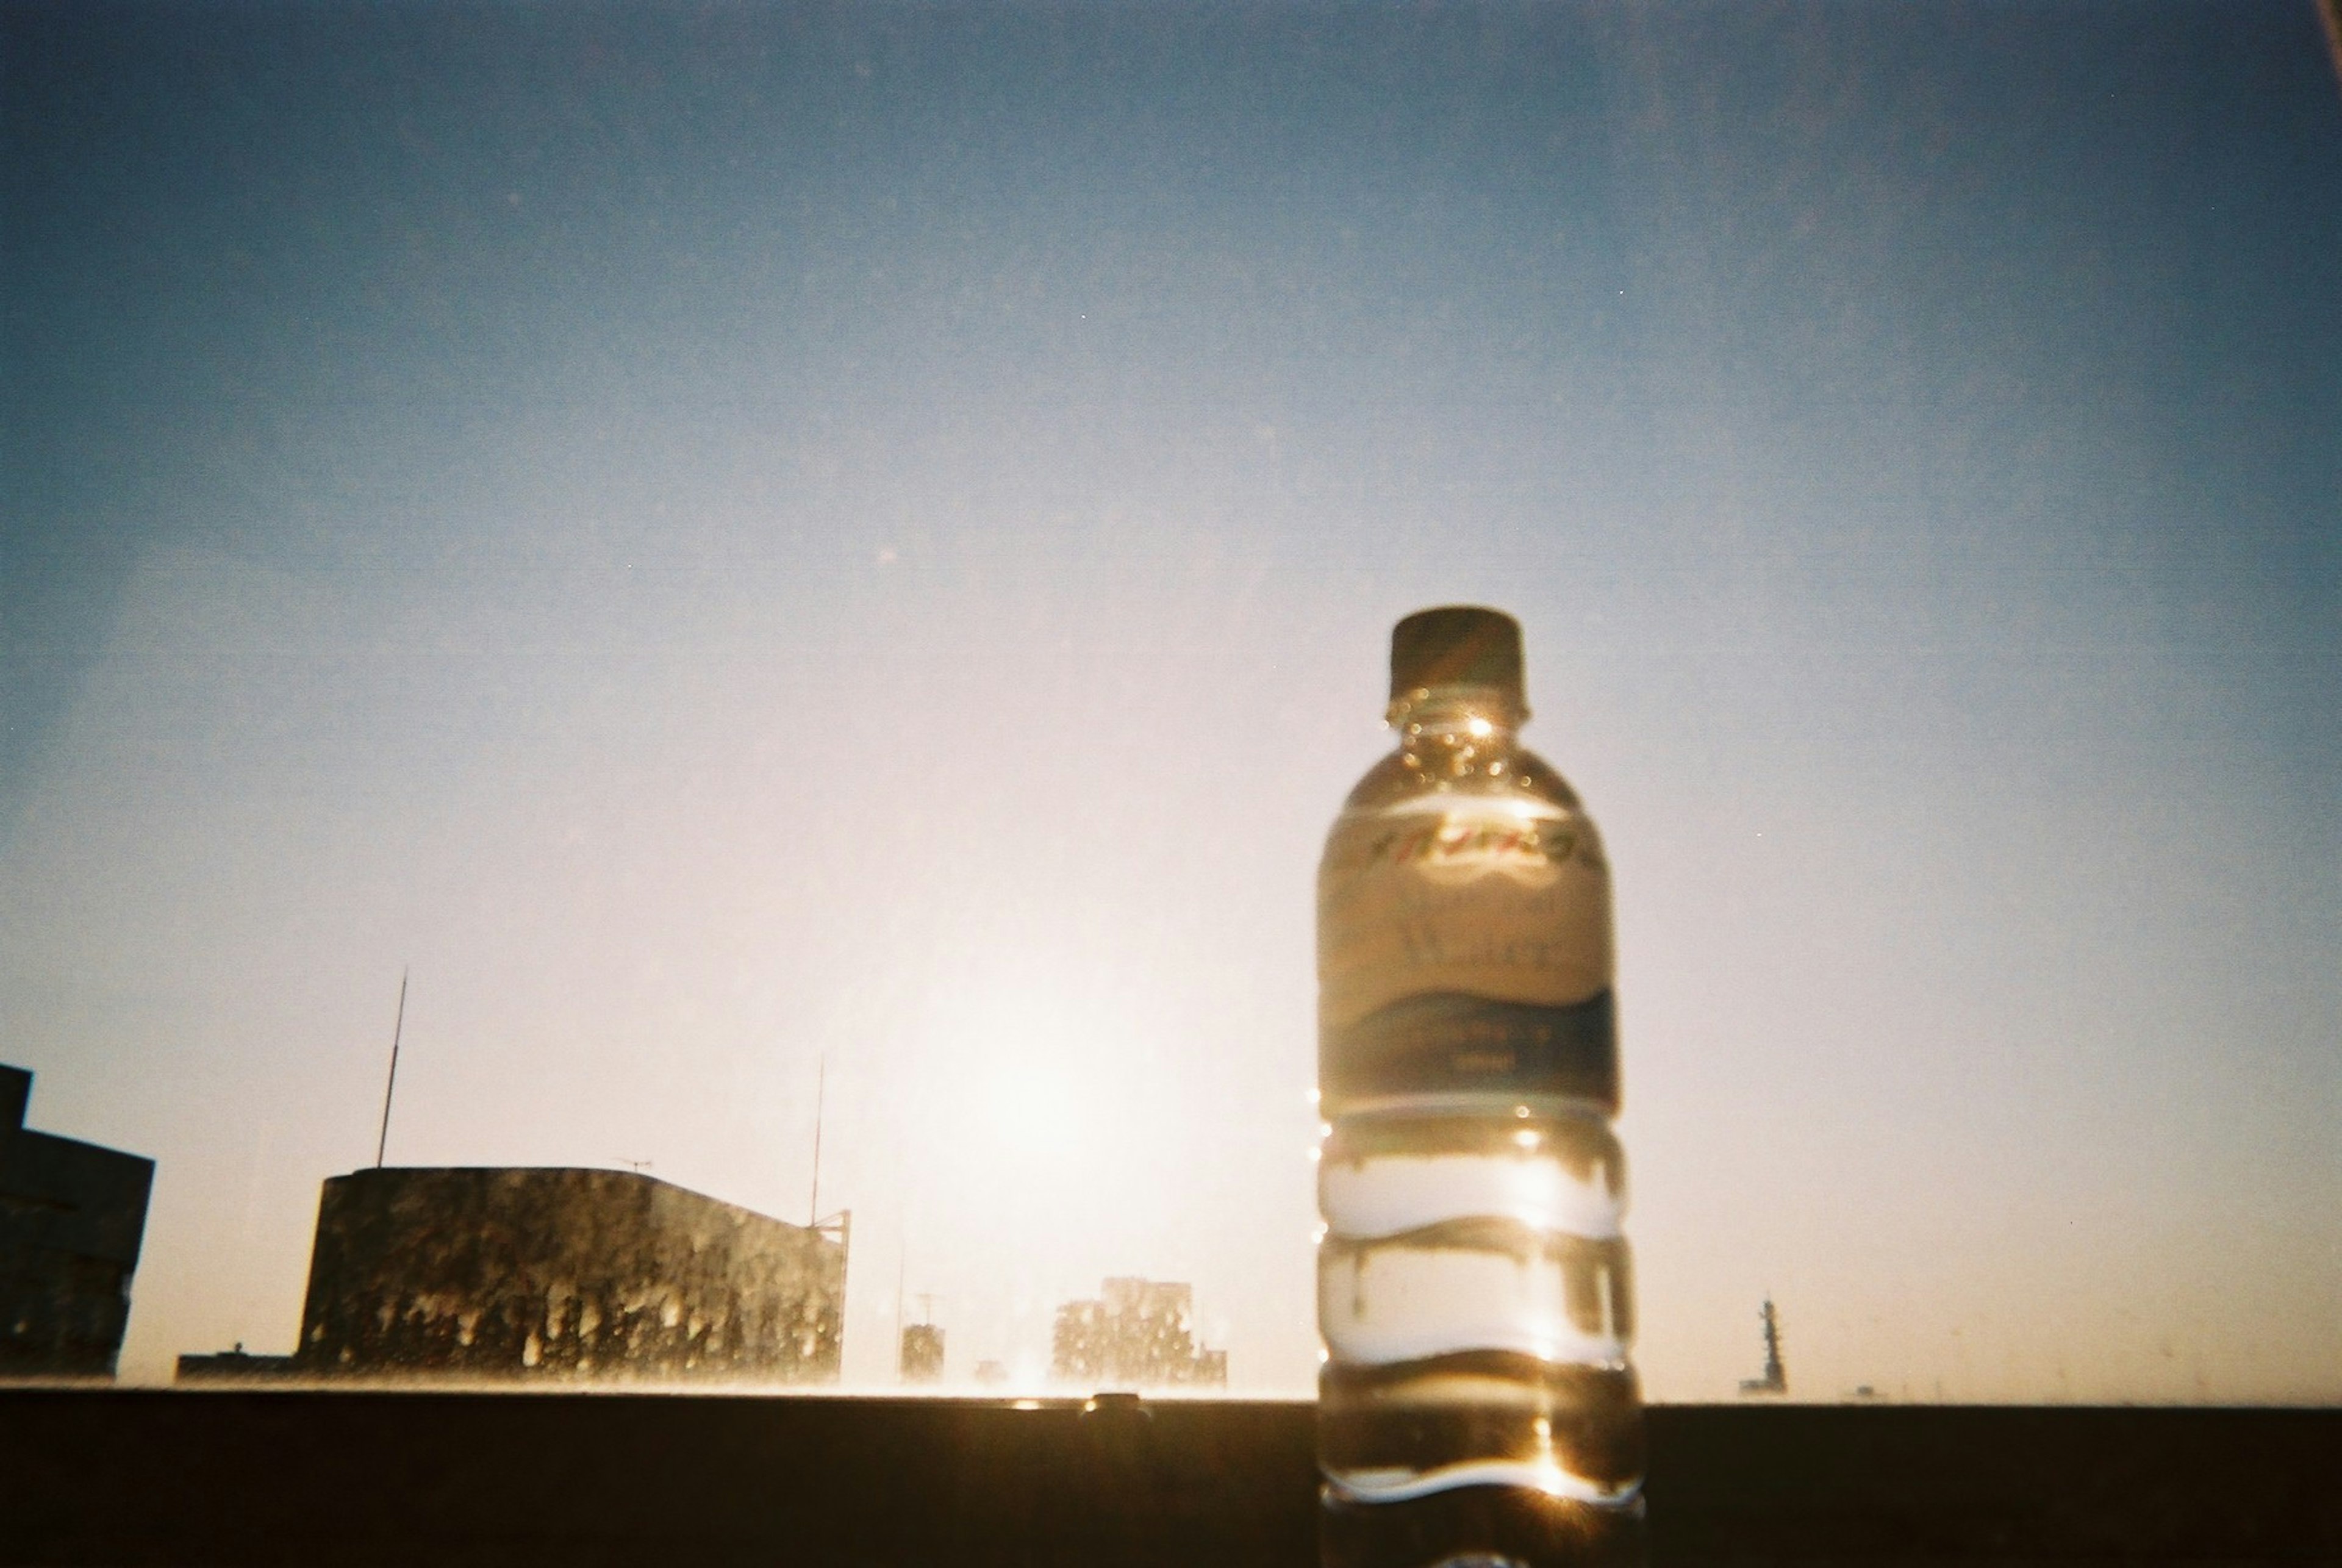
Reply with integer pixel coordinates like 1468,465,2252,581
272,1166,845,1383
1050,1277,1227,1389
1739,1297,1787,1396
1,1064,154,1380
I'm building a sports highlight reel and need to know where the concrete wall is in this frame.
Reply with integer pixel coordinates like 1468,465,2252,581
293,1167,842,1383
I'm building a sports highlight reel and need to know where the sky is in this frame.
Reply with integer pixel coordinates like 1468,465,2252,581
2,1,2336,1401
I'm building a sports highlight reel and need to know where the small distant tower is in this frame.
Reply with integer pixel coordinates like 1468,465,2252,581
1739,1298,1787,1395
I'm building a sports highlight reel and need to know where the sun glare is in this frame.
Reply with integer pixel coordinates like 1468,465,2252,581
986,1066,1084,1158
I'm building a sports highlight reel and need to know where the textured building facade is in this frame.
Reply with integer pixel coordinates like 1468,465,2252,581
1050,1276,1227,1389
293,1167,844,1383
899,1321,944,1383
1,1064,154,1380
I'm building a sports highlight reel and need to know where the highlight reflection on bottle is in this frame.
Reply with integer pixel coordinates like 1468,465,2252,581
1317,607,1644,1568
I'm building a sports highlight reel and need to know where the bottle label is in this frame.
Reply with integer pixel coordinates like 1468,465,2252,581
1321,990,1618,1111
1319,802,1614,1033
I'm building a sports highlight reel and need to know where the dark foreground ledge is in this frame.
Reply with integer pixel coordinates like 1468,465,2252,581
1,1391,2334,1566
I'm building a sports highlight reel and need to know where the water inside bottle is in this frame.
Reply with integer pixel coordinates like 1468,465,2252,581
1319,1103,1640,1508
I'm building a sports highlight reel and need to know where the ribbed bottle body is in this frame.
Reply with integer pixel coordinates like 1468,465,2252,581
1317,702,1643,1568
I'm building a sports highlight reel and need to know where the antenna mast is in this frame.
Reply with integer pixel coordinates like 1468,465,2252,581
374,968,408,1168
808,1054,826,1225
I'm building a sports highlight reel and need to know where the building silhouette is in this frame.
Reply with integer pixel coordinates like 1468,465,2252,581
188,1166,845,1383
1,1064,154,1380
174,1343,298,1383
1050,1277,1226,1389
900,1322,944,1383
1739,1297,1787,1396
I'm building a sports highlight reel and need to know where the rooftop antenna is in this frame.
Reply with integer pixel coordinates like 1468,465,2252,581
808,1053,826,1226
374,968,408,1168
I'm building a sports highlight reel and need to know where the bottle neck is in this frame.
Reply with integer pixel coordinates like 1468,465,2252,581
1387,685,1526,744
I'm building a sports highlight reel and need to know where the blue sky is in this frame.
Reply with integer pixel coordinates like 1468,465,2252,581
4,1,2335,1397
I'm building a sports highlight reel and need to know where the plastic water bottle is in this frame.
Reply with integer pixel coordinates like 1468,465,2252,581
1317,607,1644,1568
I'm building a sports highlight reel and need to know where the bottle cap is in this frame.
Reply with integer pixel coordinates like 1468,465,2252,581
1388,606,1527,717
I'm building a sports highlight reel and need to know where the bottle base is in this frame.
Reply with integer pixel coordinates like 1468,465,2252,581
1320,1351,1644,1499
1320,1483,1645,1568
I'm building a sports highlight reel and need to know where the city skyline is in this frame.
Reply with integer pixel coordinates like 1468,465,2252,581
3,2,2336,1400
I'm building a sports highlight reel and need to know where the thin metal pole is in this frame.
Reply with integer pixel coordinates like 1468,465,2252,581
808,1054,825,1225
374,969,408,1167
